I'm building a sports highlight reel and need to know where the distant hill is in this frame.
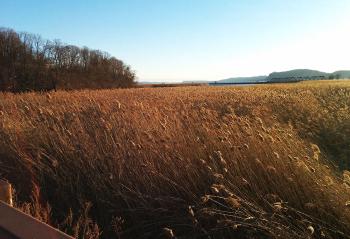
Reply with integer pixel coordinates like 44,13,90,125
265,69,350,83
332,70,350,79
182,76,267,84
217,76,267,83
218,69,350,85
142,69,350,85
266,69,328,82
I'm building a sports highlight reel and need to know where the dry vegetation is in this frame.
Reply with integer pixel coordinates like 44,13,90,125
0,80,350,238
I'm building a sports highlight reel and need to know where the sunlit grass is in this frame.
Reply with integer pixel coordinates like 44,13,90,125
0,80,350,238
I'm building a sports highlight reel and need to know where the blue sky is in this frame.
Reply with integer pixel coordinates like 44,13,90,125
1,0,350,82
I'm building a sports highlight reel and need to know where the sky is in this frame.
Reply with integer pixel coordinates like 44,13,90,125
1,0,350,82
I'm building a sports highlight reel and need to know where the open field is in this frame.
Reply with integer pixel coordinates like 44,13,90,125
0,80,350,238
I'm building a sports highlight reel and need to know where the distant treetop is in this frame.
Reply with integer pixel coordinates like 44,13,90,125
0,27,136,92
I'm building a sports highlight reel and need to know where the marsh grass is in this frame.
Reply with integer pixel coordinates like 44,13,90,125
0,81,350,238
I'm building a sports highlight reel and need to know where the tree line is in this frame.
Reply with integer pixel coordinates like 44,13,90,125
0,27,136,92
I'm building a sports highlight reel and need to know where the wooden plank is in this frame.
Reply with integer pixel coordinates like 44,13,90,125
0,201,74,239
0,226,19,239
0,179,12,206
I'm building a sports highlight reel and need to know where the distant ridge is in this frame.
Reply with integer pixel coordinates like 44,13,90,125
266,69,350,82
266,69,328,82
332,70,350,79
267,69,326,79
218,69,350,84
139,69,350,85
217,76,267,84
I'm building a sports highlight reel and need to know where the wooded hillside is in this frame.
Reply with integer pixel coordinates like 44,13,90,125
0,28,135,92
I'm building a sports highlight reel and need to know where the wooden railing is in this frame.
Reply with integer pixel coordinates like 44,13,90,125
0,179,74,239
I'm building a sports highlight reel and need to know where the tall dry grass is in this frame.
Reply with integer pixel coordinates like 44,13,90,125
0,80,350,238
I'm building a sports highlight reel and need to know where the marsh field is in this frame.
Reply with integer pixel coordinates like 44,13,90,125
1,80,350,238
